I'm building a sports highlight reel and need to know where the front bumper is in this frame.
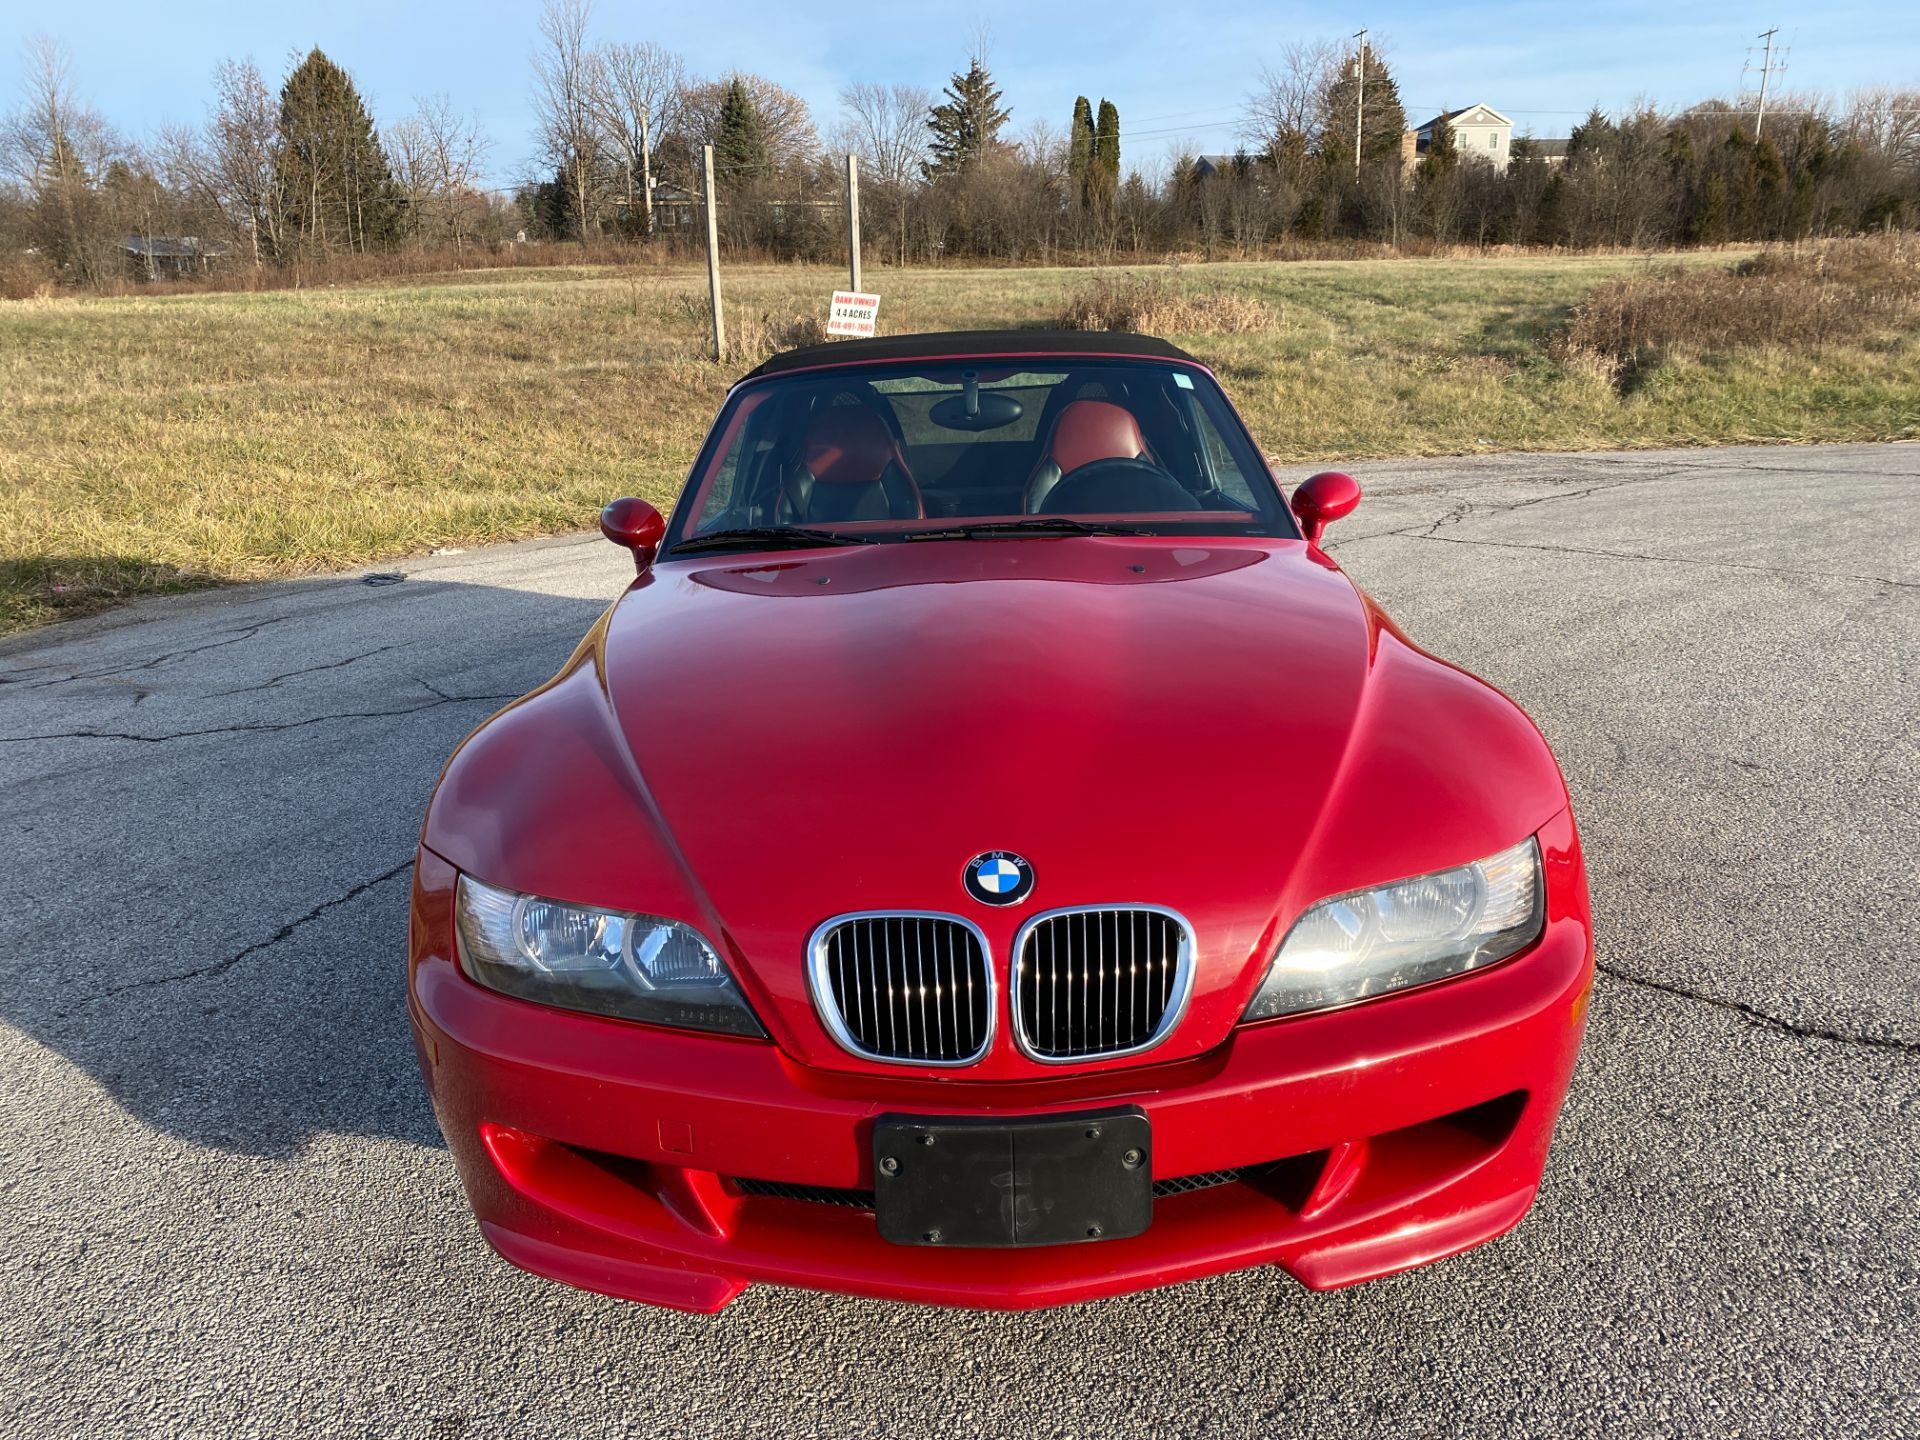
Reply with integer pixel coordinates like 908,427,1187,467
408,847,1593,1313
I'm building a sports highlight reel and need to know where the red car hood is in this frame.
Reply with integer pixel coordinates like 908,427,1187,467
428,535,1569,1077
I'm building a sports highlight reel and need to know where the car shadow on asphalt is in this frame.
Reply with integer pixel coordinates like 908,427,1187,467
1,574,619,1159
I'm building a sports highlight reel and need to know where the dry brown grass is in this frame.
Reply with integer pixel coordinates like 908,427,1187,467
1554,234,1920,384
4,249,1914,636
724,308,828,359
665,294,830,360
0,254,56,301
1055,269,1278,336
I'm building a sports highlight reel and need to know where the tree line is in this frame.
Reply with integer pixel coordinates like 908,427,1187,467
3,4,1916,291
1,36,495,287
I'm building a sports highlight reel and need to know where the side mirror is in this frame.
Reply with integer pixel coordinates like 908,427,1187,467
1290,471,1362,546
600,497,667,573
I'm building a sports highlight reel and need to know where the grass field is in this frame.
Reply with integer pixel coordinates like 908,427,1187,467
3,250,1917,634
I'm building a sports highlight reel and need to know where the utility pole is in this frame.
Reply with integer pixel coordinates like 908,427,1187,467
1752,27,1779,141
639,111,654,237
845,154,862,292
1353,28,1368,173
703,145,724,363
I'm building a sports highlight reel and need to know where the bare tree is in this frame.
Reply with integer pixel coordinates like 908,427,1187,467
833,82,931,265
1844,86,1920,174
388,95,491,250
1114,168,1158,255
676,73,819,171
838,82,931,188
160,59,283,265
1359,160,1409,247
1225,162,1275,255
593,41,685,235
1244,40,1337,155
1,36,123,283
530,0,609,241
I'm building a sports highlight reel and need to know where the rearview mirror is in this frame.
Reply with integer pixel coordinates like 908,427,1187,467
600,497,667,573
1290,471,1362,546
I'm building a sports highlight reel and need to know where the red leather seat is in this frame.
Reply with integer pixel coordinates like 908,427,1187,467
1023,400,1154,513
781,406,924,524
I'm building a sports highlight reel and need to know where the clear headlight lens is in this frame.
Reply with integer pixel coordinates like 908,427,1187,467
454,876,763,1037
1243,838,1544,1022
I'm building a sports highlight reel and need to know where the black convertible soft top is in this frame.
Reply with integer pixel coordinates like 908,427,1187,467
740,329,1200,381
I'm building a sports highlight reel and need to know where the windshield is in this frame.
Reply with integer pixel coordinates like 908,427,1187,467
666,358,1296,550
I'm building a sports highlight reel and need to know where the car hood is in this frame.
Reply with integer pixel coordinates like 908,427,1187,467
427,536,1569,1076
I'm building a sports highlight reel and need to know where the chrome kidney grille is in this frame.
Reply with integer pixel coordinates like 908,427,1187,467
1013,907,1195,1063
809,914,994,1066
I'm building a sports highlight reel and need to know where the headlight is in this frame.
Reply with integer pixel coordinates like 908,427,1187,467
1243,838,1543,1022
454,876,764,1037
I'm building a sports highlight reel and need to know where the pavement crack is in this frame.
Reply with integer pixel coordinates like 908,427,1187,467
0,688,520,745
15,615,296,689
90,859,416,1000
208,641,413,696
1596,962,1918,1053
1415,470,1698,537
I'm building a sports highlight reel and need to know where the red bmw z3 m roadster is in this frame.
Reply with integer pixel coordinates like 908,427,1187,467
407,330,1594,1313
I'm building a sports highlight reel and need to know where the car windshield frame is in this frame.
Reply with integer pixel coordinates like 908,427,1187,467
662,354,1300,552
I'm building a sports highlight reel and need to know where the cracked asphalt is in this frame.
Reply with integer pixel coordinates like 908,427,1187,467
1,441,1915,1438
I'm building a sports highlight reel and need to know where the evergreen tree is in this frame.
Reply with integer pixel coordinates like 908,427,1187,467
1094,99,1121,196
274,48,401,254
1315,46,1406,167
1696,172,1727,244
529,169,576,240
1751,135,1787,235
1068,96,1094,203
1417,111,1458,184
1534,170,1568,245
1567,106,1614,163
1663,126,1695,176
924,57,1010,178
713,77,771,182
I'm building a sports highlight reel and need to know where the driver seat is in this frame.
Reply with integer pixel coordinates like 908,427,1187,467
780,405,924,524
1023,400,1155,513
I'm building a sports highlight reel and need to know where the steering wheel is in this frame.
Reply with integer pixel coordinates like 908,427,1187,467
1038,457,1200,515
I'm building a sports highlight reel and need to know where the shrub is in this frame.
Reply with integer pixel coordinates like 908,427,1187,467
1056,270,1276,336
1554,234,1920,383
0,253,55,301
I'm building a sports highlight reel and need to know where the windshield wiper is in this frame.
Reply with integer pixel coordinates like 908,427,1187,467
669,525,878,556
900,518,1155,541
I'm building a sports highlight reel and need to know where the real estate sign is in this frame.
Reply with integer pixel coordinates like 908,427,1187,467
827,291,881,338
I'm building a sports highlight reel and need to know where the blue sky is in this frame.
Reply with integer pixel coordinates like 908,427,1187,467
4,1,1915,191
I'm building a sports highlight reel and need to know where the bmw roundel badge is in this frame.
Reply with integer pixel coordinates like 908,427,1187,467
964,850,1035,906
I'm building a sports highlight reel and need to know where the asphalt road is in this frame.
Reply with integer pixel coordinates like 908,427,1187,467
2,442,1915,1439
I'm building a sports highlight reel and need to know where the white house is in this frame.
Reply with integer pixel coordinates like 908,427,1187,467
1407,105,1515,169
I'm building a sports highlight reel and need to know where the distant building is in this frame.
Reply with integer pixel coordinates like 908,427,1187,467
122,236,230,280
1189,154,1255,181
1406,105,1516,168
1524,138,1573,168
647,184,707,231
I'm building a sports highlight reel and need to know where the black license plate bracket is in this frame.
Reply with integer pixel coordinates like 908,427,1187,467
872,1107,1151,1247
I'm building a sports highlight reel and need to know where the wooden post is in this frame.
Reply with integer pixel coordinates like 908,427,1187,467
845,153,862,293
703,144,724,363
639,112,654,237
